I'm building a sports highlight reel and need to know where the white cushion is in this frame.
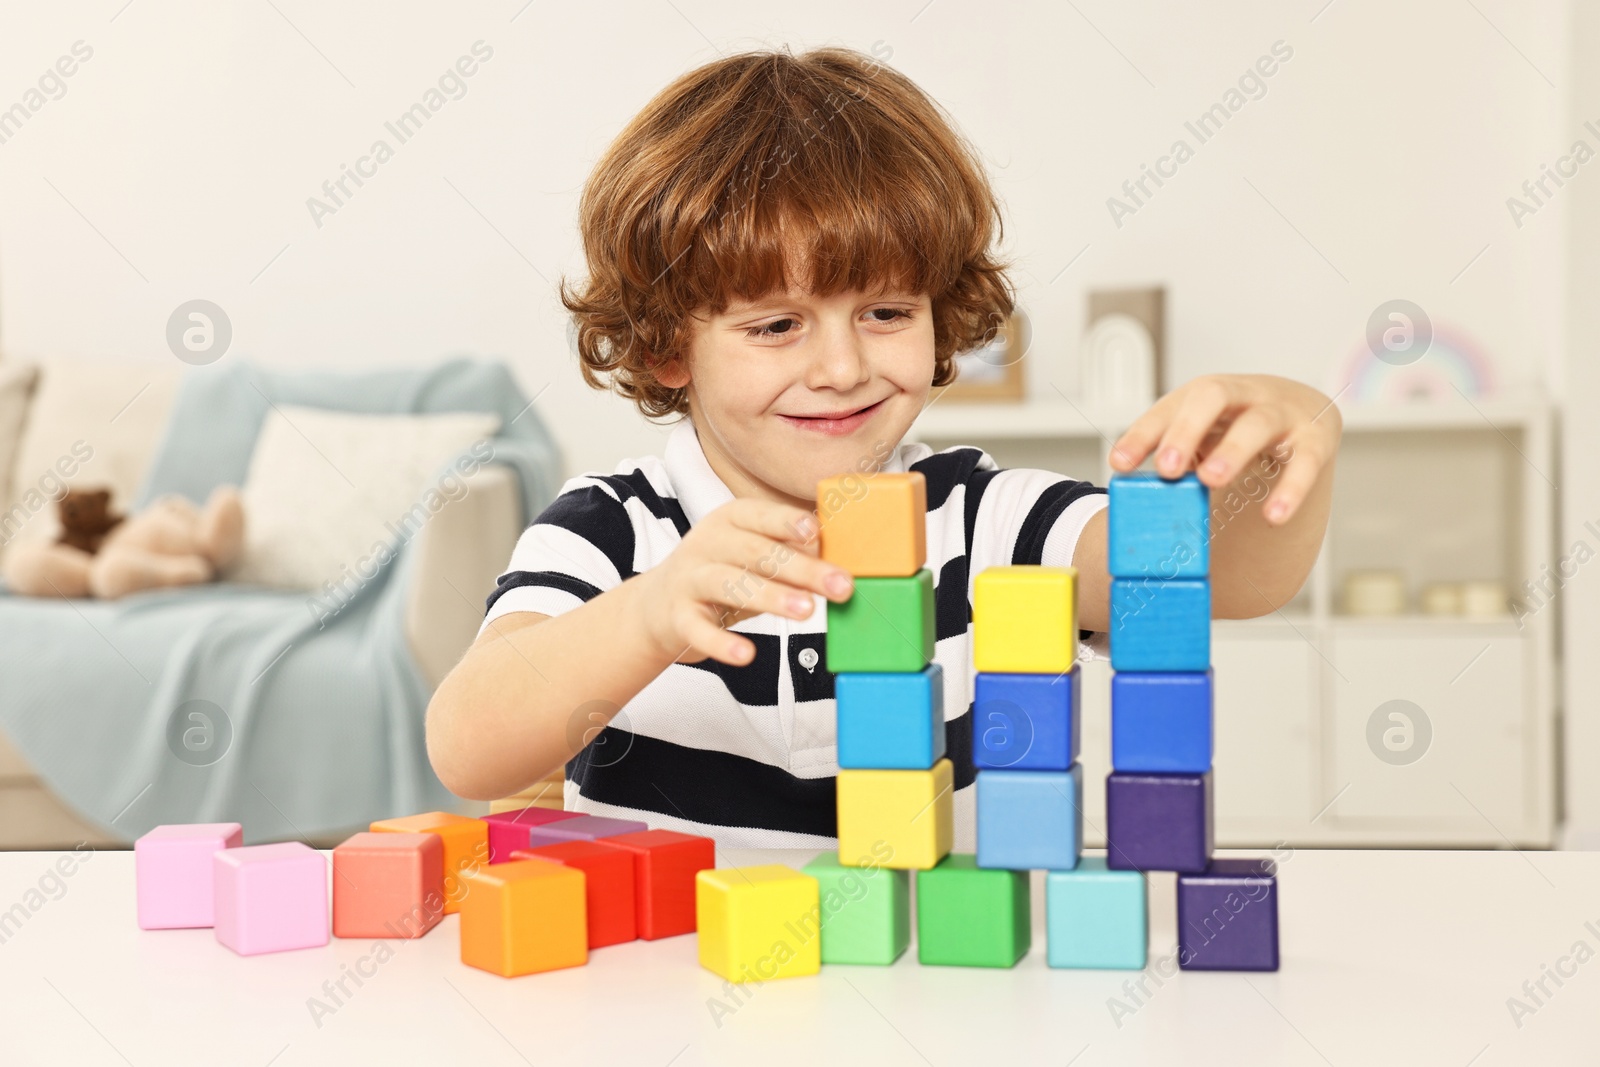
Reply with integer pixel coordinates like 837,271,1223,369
231,406,501,591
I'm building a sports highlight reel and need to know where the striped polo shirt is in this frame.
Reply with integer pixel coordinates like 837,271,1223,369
481,418,1108,849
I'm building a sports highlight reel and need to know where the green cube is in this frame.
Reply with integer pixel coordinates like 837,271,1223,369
916,853,1030,967
802,853,910,965
825,570,935,673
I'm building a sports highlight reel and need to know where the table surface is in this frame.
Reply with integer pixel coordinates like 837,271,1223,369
1,846,1596,1066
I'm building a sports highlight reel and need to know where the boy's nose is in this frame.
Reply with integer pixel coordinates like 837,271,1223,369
804,329,870,392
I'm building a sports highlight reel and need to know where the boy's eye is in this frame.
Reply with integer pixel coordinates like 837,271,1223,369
868,308,912,324
746,318,798,339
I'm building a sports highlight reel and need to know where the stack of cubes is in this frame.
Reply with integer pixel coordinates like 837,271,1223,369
814,470,946,966
1106,472,1278,972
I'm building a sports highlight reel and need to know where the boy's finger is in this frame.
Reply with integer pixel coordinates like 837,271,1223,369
724,498,820,544
1109,392,1179,472
1194,405,1286,488
697,564,818,621
1261,436,1326,525
715,531,847,599
1153,380,1233,478
673,604,755,666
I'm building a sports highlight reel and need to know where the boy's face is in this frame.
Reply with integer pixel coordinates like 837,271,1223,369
668,285,934,508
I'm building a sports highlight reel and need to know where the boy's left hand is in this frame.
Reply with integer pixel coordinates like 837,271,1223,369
1108,374,1341,526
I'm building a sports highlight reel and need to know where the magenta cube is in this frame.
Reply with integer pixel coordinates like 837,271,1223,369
483,807,582,863
135,823,243,929
213,842,330,956
524,814,647,848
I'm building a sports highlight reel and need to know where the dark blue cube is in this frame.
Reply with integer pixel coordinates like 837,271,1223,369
1178,858,1280,971
972,668,1080,771
1105,772,1212,873
1111,669,1212,773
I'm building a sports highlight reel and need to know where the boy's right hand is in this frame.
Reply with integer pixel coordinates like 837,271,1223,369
635,498,853,667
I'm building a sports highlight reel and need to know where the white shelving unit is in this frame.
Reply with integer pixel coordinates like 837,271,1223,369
912,394,1557,848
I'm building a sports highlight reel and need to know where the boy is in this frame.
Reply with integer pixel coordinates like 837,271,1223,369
425,46,1339,848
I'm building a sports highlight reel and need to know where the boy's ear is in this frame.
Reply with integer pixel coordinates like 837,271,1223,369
653,358,690,389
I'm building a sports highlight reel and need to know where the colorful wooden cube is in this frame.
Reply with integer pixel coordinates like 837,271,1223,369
818,471,927,577
973,566,1078,674
696,865,822,982
213,842,329,956
1178,858,1280,971
1107,472,1209,578
836,664,946,769
369,811,488,915
602,829,717,939
483,806,582,863
1106,772,1213,873
458,857,587,977
523,814,648,849
1109,577,1210,672
516,841,636,948
802,852,911,965
972,668,1080,770
836,758,953,870
332,832,444,939
975,766,1082,871
1046,857,1147,969
1112,669,1213,773
134,822,241,930
916,854,1030,968
825,570,935,673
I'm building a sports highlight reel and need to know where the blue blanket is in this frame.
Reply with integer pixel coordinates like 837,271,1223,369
0,358,560,842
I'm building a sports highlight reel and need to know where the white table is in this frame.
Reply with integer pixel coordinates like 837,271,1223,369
0,846,1595,1065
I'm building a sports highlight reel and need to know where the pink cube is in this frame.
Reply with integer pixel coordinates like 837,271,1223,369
525,814,648,848
135,823,243,929
483,807,582,863
213,842,330,956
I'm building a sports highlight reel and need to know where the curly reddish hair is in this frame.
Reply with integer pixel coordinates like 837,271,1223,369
559,45,1017,420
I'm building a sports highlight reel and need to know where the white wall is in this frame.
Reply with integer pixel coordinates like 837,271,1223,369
0,0,1571,478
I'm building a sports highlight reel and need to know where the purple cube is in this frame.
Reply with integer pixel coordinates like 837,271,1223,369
1105,772,1212,873
1178,858,1280,971
525,814,648,848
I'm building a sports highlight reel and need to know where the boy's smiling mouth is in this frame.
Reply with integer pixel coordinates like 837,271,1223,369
776,398,888,436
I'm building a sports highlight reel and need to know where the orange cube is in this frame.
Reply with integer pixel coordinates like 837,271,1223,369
818,471,926,577
369,812,488,915
332,832,445,939
458,857,588,977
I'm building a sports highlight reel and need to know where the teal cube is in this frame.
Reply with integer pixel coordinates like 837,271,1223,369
836,665,946,769
916,854,1030,968
1109,577,1210,672
825,570,935,673
1046,857,1147,969
1107,472,1209,578
802,853,910,965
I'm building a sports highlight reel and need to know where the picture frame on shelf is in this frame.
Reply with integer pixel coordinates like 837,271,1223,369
930,311,1028,403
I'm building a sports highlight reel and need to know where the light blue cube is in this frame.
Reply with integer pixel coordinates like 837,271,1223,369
836,664,945,769
1046,857,1147,969
975,766,1082,871
1112,669,1213,773
973,668,1080,771
1107,472,1209,579
1110,577,1210,671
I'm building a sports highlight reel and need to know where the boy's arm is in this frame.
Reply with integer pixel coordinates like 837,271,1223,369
1073,374,1341,630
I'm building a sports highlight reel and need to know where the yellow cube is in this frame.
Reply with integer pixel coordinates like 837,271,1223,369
818,471,927,577
696,865,822,982
836,759,953,870
973,566,1078,674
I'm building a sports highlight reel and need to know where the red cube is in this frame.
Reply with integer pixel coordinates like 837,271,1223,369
515,841,637,948
601,830,715,940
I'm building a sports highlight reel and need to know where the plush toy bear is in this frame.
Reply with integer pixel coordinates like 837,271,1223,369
2,486,245,599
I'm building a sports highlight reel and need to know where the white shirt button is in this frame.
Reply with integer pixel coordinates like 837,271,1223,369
798,647,819,672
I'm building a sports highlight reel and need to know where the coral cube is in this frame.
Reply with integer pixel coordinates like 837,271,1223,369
1112,669,1213,773
516,840,636,948
1178,859,1280,971
213,842,329,956
369,811,488,915
972,668,1080,770
1107,472,1209,579
523,814,648,849
483,806,581,863
1106,772,1213,873
973,566,1078,674
602,829,717,940
836,758,953,870
696,865,822,982
825,570,935,673
1046,857,1147,969
976,766,1083,871
332,832,444,939
818,471,927,577
802,852,910,965
916,854,1030,968
1109,577,1210,672
836,664,946,769
134,822,242,930
458,857,587,977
